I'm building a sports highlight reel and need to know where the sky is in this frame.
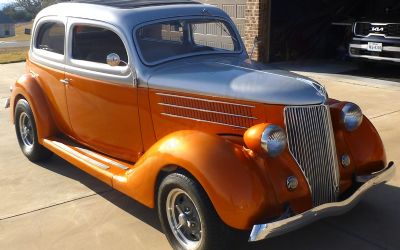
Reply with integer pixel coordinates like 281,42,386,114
0,0,14,10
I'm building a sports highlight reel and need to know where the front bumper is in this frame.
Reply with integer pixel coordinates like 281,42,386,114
4,97,10,109
249,161,396,242
349,36,400,63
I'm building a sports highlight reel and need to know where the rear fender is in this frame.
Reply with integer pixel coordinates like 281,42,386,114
11,74,58,143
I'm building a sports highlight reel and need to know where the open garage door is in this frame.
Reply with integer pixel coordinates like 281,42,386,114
269,0,400,62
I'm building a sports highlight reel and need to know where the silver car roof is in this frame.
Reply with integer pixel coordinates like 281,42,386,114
36,1,231,30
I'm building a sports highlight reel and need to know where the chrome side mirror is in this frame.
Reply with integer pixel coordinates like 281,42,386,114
106,53,136,87
106,53,122,66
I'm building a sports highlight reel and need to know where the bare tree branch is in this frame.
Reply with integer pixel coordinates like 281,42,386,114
14,0,65,17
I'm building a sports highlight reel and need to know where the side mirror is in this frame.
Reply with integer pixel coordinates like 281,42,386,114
106,53,122,67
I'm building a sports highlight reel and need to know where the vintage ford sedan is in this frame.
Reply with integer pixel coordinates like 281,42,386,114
7,0,395,249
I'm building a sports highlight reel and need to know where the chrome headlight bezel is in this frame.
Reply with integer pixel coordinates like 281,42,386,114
341,103,363,132
261,125,287,157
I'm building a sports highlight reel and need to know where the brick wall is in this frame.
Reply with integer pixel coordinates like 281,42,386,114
244,0,270,62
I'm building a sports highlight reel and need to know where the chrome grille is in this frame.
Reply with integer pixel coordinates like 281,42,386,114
284,105,340,207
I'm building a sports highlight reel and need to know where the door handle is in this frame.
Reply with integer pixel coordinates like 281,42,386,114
59,79,70,85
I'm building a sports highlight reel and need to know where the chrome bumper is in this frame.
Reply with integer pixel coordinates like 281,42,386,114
249,161,396,242
349,43,400,63
4,97,10,109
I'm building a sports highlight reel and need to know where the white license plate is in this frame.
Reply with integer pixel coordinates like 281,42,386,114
367,42,383,52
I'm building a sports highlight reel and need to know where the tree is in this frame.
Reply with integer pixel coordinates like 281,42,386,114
14,0,65,17
1,4,33,22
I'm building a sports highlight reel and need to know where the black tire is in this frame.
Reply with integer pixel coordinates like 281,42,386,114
14,99,53,162
157,172,247,250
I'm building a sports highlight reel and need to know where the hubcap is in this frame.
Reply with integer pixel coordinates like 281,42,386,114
19,112,34,148
166,188,202,249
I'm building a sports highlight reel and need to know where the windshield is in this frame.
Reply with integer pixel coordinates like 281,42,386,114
135,18,241,65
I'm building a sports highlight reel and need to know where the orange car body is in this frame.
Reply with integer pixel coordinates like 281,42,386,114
8,1,394,237
10,58,388,230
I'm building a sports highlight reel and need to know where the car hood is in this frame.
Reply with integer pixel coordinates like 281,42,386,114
147,57,327,106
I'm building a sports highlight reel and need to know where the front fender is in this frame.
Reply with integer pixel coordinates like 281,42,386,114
11,74,58,143
113,130,288,230
330,102,387,175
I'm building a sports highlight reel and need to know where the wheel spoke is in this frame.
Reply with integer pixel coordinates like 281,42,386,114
175,205,184,214
166,189,202,248
19,112,34,147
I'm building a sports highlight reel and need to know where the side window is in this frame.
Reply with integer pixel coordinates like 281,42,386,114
72,25,128,64
36,22,65,55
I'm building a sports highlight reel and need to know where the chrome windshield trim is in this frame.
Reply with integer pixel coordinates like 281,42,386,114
132,16,244,66
249,161,396,242
158,103,258,120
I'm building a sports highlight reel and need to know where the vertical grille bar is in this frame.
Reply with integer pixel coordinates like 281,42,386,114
284,105,340,206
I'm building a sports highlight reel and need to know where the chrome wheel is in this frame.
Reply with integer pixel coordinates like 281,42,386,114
166,188,203,250
19,112,34,149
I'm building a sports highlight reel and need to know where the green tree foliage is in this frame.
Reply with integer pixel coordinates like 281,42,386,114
1,4,33,22
0,0,68,23
14,0,66,17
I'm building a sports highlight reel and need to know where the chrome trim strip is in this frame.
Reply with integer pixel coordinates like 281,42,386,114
249,162,396,242
160,113,248,129
156,92,255,108
158,102,258,120
350,43,400,52
349,51,400,63
51,141,110,170
77,147,129,170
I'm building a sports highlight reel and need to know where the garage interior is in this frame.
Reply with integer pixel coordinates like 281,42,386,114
269,0,400,62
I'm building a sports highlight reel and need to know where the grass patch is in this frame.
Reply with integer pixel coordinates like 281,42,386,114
0,47,28,64
0,21,33,42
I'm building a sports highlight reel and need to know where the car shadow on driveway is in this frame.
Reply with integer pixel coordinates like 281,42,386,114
36,155,399,250
35,154,162,232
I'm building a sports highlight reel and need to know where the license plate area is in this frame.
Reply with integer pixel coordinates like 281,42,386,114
367,42,383,52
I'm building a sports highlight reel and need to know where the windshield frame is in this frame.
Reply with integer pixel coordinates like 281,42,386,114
132,16,244,66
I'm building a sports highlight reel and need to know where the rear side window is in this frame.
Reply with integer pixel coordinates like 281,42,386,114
36,22,65,55
72,25,128,64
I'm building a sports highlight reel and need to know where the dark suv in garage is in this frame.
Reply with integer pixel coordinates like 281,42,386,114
349,16,400,63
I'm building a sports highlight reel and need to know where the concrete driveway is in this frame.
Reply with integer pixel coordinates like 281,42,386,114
0,62,399,250
0,41,30,49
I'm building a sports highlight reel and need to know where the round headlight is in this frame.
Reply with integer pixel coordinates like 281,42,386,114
261,125,287,157
341,103,363,132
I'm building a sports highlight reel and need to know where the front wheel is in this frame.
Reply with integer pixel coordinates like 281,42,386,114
157,173,246,250
15,99,53,162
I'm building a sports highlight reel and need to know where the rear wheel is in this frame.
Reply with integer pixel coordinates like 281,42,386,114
157,172,247,250
15,99,52,162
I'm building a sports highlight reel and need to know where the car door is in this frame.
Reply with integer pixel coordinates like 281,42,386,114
30,17,73,135
64,19,142,163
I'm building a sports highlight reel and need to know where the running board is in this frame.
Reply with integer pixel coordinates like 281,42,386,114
42,137,133,186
